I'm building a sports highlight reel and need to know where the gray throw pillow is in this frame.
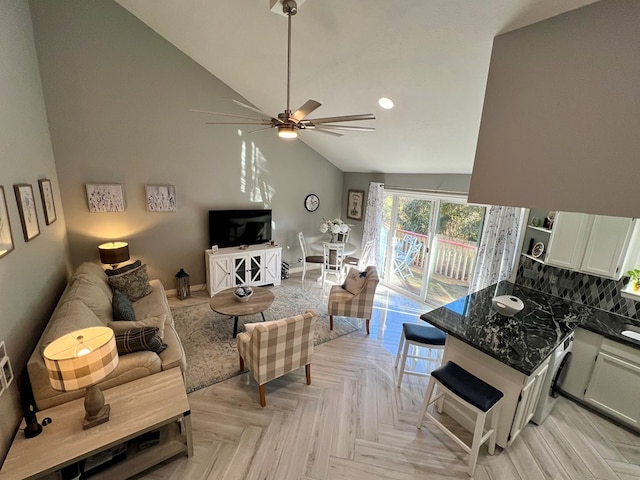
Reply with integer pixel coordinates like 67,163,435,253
105,259,142,277
112,289,136,321
107,264,153,302
115,327,166,355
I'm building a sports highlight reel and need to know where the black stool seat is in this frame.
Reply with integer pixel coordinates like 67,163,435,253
432,361,503,412
403,323,446,345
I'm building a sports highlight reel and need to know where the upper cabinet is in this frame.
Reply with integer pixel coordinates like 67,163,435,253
544,213,640,280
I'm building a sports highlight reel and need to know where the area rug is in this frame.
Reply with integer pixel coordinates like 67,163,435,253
171,284,360,392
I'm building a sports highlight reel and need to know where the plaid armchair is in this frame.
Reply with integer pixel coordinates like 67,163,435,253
328,266,379,334
237,310,316,407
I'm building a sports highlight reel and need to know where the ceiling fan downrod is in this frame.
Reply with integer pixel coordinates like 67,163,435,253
283,0,297,118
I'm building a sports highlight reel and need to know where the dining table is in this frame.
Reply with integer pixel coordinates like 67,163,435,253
309,240,358,256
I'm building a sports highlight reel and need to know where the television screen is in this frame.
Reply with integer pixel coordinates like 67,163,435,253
209,209,272,248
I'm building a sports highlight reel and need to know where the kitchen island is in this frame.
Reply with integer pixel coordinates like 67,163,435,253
420,281,593,447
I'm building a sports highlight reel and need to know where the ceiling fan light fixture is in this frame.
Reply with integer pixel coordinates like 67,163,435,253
378,97,395,109
278,124,298,138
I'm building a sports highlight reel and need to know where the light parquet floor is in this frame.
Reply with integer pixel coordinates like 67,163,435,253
141,271,640,480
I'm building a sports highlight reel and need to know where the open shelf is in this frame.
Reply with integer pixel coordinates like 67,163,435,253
527,225,552,234
621,285,640,301
521,253,545,264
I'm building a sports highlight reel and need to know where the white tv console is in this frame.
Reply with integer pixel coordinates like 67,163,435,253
205,244,282,296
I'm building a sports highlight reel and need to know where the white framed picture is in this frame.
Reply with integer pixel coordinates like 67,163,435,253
86,184,126,213
13,184,40,241
145,185,176,212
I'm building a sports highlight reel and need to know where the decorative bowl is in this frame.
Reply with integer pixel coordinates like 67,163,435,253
233,285,253,302
492,295,524,316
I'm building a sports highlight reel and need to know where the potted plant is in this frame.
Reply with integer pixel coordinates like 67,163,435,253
626,268,640,291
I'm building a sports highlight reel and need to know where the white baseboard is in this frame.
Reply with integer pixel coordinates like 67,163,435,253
166,283,207,297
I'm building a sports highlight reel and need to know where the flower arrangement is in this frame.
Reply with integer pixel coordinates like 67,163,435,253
627,269,640,291
320,218,350,239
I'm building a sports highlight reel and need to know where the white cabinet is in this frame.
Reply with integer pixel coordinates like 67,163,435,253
508,363,549,445
545,212,590,270
584,339,640,430
560,327,602,399
545,213,639,279
205,245,282,296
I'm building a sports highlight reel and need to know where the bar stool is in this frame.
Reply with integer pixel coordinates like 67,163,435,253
394,323,446,387
416,361,503,477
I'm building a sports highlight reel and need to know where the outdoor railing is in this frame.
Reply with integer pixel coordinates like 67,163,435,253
394,230,477,282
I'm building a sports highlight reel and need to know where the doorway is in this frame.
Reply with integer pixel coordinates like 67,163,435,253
380,191,486,308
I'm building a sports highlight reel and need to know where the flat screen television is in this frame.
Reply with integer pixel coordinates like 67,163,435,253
209,209,272,248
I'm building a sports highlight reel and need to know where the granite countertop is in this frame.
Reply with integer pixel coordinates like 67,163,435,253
581,308,640,348
420,281,593,376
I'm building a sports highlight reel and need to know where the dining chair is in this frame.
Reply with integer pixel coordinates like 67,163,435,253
298,232,323,282
344,239,374,270
322,242,346,289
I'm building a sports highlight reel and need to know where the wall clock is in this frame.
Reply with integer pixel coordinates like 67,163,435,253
304,194,319,212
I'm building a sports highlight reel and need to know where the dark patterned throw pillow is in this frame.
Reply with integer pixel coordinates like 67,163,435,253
114,326,166,355
112,289,136,321
107,264,153,302
105,259,142,277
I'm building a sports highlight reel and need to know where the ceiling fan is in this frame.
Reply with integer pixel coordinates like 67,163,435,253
192,0,375,139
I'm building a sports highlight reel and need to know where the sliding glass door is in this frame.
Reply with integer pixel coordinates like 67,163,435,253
380,191,486,308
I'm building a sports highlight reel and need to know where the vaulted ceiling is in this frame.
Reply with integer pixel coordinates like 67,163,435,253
116,0,599,174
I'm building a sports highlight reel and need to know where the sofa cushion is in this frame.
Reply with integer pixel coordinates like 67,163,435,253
62,276,113,322
112,289,135,321
115,327,166,355
71,262,113,301
107,264,153,302
105,260,142,277
342,268,368,295
108,313,166,339
42,300,103,350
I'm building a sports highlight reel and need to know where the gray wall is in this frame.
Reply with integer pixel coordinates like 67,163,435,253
29,0,345,289
0,0,69,463
469,0,640,218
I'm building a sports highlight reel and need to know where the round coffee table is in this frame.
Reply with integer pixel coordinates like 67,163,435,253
209,286,275,338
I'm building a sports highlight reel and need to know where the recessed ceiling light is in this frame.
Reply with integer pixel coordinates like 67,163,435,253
378,97,395,109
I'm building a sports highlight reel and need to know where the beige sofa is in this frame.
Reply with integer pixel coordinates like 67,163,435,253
27,262,187,410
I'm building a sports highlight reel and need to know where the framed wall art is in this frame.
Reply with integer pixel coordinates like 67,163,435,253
0,186,15,258
346,189,365,221
14,184,40,242
145,185,176,212
86,184,126,213
38,179,57,225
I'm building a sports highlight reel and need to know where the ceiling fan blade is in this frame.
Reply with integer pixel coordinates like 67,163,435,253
291,100,321,122
308,124,375,132
302,127,343,137
246,126,275,134
302,113,376,125
230,99,270,117
190,109,269,122
204,121,272,125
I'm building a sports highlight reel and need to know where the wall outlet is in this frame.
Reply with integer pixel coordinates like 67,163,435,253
549,275,558,285
523,268,538,279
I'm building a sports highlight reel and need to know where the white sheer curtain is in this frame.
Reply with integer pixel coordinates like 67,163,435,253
361,182,384,267
470,205,525,292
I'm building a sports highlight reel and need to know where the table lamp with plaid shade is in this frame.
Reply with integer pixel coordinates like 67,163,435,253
43,326,119,429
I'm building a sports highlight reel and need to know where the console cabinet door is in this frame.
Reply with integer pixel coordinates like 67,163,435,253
232,253,263,286
262,249,282,286
211,256,233,293
545,212,590,270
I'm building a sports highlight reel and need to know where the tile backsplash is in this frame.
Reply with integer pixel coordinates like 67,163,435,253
515,257,638,320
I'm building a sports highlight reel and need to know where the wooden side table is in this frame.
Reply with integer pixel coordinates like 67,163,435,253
0,368,192,480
